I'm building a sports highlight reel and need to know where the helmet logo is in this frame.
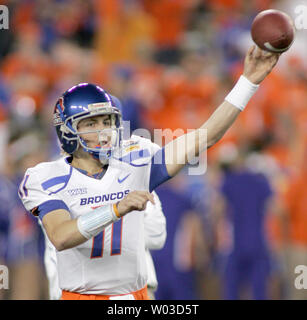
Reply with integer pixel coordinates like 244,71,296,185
53,99,64,126
53,111,63,126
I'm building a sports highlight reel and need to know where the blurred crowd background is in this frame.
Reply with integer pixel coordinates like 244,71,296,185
0,0,307,300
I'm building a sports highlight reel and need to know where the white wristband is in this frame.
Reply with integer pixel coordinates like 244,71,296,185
77,204,120,240
225,75,259,111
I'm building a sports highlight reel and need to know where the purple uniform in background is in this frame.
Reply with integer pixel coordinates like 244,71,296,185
221,170,273,300
7,176,44,264
152,184,200,300
0,176,13,262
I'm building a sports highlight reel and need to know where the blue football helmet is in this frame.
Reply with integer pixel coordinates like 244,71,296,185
53,83,123,162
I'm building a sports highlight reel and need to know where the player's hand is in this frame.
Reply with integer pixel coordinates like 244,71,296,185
243,45,280,84
116,191,155,217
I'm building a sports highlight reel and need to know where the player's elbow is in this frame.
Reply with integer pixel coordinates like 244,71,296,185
54,244,65,252
44,225,68,251
49,232,75,251
52,236,68,252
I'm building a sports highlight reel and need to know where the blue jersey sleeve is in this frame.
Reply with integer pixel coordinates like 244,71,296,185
149,147,172,192
34,200,70,221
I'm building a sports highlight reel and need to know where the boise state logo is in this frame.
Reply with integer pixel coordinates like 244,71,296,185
53,97,64,126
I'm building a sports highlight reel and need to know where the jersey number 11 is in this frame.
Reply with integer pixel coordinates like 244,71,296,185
90,218,123,259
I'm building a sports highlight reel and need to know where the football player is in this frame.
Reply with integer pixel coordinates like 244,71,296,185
19,46,280,299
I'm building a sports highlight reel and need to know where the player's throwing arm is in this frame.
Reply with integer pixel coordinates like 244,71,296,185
164,46,280,177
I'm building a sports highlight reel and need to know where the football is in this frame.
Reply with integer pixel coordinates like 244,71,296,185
251,9,295,53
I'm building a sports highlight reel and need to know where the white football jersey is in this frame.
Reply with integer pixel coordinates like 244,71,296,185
19,135,165,295
43,191,166,300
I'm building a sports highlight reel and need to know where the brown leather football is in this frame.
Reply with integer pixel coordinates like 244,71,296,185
251,9,295,53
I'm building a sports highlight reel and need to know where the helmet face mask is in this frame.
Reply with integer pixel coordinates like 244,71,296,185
53,83,123,163
76,116,123,163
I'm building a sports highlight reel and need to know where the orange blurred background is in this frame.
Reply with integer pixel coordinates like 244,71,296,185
0,0,306,300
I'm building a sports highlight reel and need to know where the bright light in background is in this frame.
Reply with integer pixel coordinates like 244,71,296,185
15,96,36,118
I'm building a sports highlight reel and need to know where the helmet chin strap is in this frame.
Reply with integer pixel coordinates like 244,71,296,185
89,147,110,165
78,136,112,165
